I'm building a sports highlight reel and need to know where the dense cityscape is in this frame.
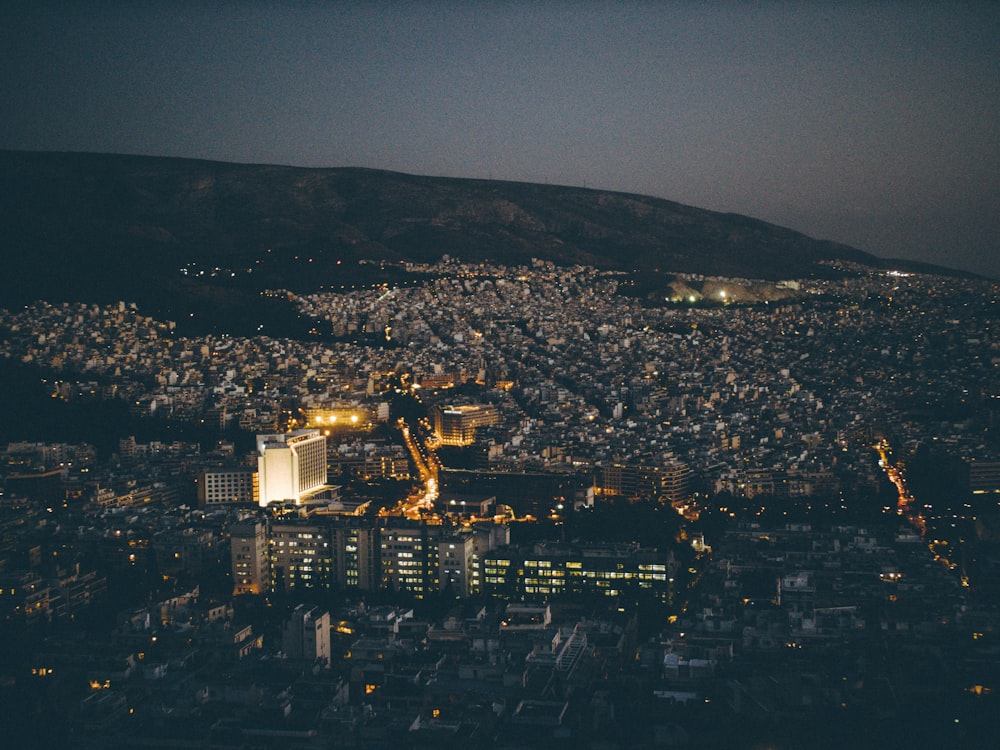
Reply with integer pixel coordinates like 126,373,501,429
1,258,998,748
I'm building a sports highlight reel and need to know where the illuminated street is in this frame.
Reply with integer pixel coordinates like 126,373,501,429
397,417,440,517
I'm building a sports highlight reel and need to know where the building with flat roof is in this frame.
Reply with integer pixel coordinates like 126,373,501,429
599,460,692,503
967,458,1000,494
269,519,379,594
438,534,475,598
256,430,328,507
231,521,269,595
283,604,331,666
232,516,510,599
432,404,500,446
483,541,677,602
198,469,255,508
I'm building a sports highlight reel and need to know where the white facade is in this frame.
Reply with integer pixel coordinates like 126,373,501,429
256,430,328,506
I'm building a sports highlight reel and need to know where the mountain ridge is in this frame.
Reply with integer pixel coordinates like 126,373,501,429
0,150,964,319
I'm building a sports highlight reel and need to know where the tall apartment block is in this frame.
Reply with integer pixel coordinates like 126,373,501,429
232,516,509,600
231,521,269,595
270,519,378,594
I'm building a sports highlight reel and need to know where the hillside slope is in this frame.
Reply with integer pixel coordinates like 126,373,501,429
0,151,937,319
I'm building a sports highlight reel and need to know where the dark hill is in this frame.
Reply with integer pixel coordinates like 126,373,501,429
0,150,939,322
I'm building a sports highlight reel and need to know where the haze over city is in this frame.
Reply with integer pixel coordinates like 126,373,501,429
1,1,997,277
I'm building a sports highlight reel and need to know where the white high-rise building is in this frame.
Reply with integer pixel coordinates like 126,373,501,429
256,430,328,507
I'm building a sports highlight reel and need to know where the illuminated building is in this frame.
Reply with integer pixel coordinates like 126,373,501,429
483,542,677,601
432,404,500,446
230,522,269,595
380,521,508,599
256,430,328,506
418,373,457,389
335,524,380,590
437,535,475,597
967,459,1000,494
269,519,378,594
469,523,510,595
381,522,438,598
0,570,53,624
599,460,691,503
269,522,331,593
231,516,507,598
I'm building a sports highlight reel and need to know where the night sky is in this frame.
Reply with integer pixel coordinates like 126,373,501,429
2,2,998,278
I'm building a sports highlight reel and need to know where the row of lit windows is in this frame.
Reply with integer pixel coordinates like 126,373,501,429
272,539,331,549
524,578,564,588
490,560,670,580
485,576,666,590
274,543,318,554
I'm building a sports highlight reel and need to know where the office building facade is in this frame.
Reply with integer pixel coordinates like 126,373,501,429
256,430,328,506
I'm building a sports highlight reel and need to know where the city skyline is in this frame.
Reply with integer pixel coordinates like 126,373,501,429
2,257,997,746
1,1,998,278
